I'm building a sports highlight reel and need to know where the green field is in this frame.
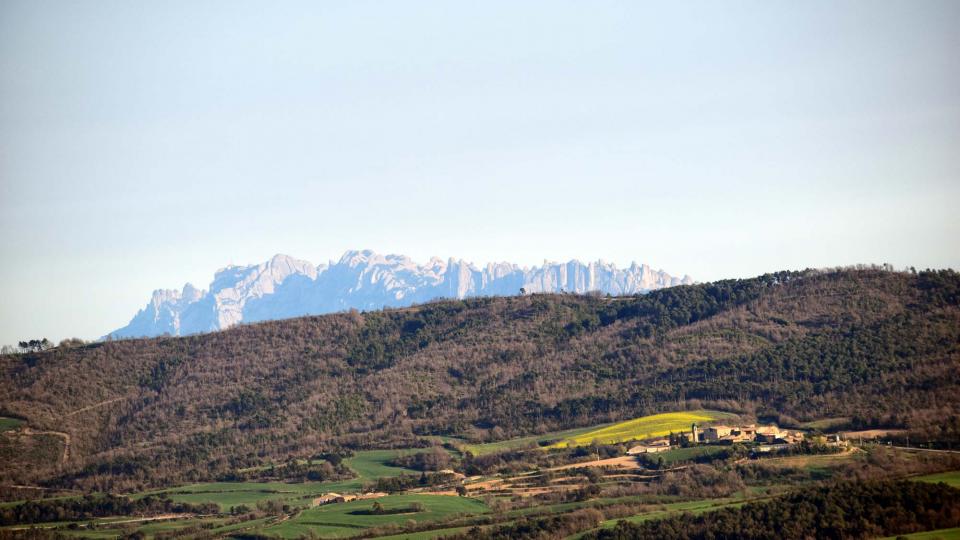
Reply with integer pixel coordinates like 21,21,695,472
149,450,423,510
346,449,421,480
260,494,489,538
799,417,850,431
0,417,23,431
156,485,299,511
209,516,274,534
2,516,232,539
457,410,737,456
913,470,960,489
35,451,441,536
548,410,737,449
880,527,960,539
450,424,615,456
374,525,473,539
563,496,749,539
607,497,741,526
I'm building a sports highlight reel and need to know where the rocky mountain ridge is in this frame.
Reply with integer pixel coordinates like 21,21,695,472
110,250,693,338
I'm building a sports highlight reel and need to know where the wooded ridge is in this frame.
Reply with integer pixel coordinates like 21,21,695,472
1,267,957,491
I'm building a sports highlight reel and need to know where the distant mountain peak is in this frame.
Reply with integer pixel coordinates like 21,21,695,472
109,250,693,339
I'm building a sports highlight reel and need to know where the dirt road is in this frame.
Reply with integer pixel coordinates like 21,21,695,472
65,396,128,417
20,427,71,464
546,455,640,472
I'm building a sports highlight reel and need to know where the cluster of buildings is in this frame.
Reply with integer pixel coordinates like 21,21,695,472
626,422,810,455
695,423,805,444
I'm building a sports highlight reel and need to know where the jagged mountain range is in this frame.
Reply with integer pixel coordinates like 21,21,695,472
110,250,693,338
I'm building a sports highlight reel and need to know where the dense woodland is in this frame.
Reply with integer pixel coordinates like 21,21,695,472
447,479,960,540
0,495,216,526
585,479,960,540
1,268,958,490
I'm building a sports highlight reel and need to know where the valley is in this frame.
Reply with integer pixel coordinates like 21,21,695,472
5,0,956,536
1,267,959,538
1,413,957,539
3,398,960,539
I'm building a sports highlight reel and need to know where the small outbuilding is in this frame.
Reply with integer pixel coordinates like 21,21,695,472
627,439,671,455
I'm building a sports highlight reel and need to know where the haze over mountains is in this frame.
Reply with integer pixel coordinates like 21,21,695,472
110,250,694,338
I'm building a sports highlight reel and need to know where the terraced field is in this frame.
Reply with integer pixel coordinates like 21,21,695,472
651,444,726,464
761,447,862,471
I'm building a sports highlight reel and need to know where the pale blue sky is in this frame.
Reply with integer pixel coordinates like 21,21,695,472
1,1,958,344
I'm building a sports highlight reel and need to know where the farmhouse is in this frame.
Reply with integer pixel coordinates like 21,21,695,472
702,425,734,442
755,425,782,443
782,431,805,444
626,438,671,455
824,434,848,447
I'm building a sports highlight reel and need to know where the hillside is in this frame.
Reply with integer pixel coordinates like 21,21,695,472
1,267,958,491
110,250,693,338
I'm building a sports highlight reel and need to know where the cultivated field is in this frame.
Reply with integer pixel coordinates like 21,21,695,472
913,470,960,489
455,410,737,456
143,450,422,510
799,417,850,431
373,525,473,539
261,494,489,538
0,417,23,431
547,410,737,449
651,444,726,465
5,420,955,539
880,527,960,539
445,423,615,456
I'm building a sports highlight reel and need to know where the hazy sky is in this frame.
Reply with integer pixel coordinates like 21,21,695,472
1,1,958,344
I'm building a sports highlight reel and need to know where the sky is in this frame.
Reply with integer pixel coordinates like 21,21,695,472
1,0,958,344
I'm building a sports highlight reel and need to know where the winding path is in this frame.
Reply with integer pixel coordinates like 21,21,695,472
64,396,127,417
20,427,71,464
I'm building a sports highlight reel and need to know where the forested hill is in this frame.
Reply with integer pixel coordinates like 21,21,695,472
1,268,958,490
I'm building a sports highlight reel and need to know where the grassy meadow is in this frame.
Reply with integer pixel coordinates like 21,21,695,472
261,494,489,539
913,470,960,489
880,528,960,540
799,417,850,431
447,424,613,456
144,450,423,511
373,525,473,539
0,417,23,431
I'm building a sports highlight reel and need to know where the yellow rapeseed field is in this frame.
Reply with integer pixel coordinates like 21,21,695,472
548,410,737,449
